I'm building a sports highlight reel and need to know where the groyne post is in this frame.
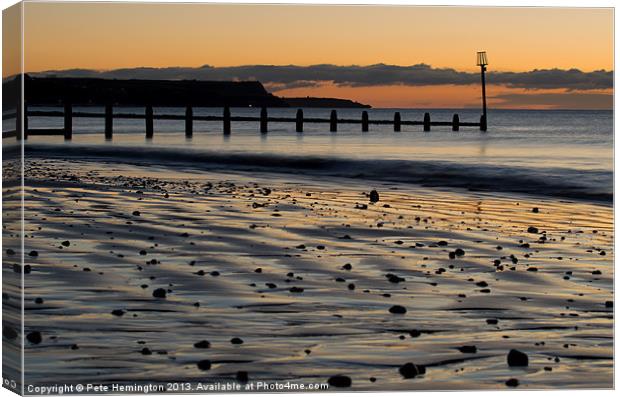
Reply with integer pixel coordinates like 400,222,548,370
452,114,460,131
104,104,113,139
223,106,231,135
296,109,303,133
145,105,154,139
185,106,193,138
394,112,401,132
260,107,268,134
330,110,337,132
64,103,73,140
423,112,431,132
480,114,487,132
361,111,369,132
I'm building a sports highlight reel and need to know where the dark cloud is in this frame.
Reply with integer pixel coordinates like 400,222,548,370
32,64,612,91
492,92,612,109
490,69,612,91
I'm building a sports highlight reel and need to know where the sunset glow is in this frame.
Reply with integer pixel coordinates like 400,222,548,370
15,2,615,109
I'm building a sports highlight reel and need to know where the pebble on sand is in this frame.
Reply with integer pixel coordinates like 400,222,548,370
399,362,425,379
152,288,167,298
458,345,477,354
389,305,407,314
507,349,529,367
327,375,352,388
527,226,539,234
26,331,42,344
505,378,519,387
194,340,211,348
230,337,244,345
111,309,126,316
197,360,212,371
369,190,380,203
386,274,405,283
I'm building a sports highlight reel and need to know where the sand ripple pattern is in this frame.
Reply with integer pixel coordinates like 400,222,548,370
14,160,613,390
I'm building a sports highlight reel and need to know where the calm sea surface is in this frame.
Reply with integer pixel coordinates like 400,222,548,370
7,107,613,202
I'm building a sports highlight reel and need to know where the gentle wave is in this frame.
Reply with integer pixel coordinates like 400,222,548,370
25,144,612,203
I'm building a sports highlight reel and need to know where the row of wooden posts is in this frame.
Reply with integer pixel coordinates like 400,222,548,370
6,104,487,140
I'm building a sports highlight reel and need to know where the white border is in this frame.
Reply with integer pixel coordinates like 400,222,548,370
0,2,616,397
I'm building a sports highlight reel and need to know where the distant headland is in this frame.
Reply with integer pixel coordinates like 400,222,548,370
282,97,370,109
5,75,371,108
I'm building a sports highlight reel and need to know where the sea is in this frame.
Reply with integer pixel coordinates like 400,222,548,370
6,107,613,203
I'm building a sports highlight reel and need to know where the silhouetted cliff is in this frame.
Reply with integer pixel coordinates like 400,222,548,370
2,75,371,109
13,75,287,107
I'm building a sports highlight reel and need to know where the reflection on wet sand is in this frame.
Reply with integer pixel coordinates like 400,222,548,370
20,159,612,390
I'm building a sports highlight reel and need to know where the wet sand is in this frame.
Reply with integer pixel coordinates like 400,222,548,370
16,158,613,390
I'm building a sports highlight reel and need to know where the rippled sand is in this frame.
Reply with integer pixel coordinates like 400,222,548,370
12,159,613,390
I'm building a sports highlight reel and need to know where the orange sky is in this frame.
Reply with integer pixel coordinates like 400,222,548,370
4,2,615,108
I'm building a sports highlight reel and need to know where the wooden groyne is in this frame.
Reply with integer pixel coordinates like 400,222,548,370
2,105,488,140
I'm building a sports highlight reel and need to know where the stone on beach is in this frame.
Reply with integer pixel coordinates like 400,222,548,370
458,345,477,354
505,378,519,387
389,305,407,314
327,375,352,388
197,360,212,371
386,273,405,283
194,340,211,348
507,349,529,366
152,288,167,298
399,362,425,379
26,331,42,344
369,189,380,203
